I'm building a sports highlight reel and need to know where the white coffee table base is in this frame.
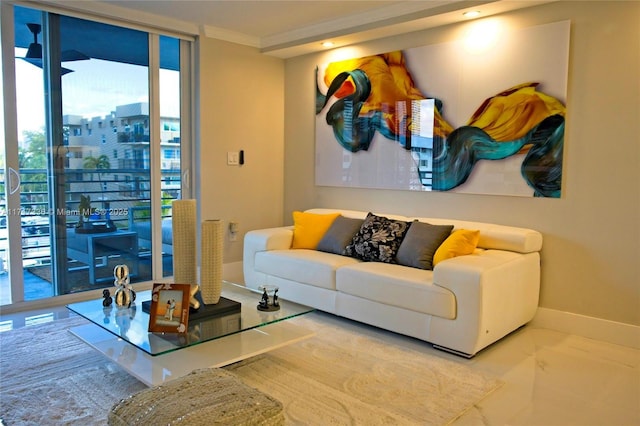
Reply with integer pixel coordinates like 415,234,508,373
70,321,314,387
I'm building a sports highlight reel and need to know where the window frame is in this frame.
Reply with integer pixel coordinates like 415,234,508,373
0,1,196,309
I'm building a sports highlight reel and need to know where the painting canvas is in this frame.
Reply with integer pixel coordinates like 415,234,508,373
315,20,570,197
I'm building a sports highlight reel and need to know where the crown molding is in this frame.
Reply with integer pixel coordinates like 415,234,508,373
201,25,260,48
260,0,491,51
20,0,556,59
261,0,555,58
20,0,200,37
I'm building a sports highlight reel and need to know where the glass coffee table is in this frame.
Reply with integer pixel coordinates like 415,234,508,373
67,281,315,386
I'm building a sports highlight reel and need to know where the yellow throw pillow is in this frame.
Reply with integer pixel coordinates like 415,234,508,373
433,229,480,266
292,211,341,249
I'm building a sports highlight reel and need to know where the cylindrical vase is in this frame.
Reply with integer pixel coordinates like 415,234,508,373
172,199,197,286
200,219,223,304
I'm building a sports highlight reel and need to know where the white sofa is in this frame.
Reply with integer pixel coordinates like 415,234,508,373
243,208,542,357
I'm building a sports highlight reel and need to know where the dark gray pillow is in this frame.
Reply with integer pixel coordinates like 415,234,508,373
396,221,454,270
317,216,364,255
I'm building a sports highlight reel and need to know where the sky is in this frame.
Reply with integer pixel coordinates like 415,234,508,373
14,47,180,140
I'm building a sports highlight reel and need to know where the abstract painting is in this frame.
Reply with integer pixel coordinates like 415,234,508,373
315,20,569,197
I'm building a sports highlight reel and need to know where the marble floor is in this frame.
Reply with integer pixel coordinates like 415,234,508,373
1,307,638,425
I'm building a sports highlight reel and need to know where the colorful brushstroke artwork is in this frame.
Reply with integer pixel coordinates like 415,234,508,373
315,20,569,197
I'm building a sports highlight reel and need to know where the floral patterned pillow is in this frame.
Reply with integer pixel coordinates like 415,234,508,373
345,213,410,263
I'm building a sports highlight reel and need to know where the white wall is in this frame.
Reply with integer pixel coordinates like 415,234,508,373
282,1,640,326
197,37,285,272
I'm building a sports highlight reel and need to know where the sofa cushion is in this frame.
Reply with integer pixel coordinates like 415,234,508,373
433,229,480,266
344,213,410,263
336,262,456,319
255,249,361,290
291,211,340,249
396,221,454,270
317,216,364,255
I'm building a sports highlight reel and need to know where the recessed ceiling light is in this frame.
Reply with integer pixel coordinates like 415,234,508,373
463,10,481,18
321,41,334,48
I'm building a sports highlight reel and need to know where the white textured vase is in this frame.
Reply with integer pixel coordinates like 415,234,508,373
172,199,197,286
201,219,223,304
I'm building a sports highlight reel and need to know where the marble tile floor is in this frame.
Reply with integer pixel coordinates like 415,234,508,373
1,307,638,426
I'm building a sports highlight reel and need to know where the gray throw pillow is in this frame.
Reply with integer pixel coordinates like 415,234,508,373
344,213,411,263
317,216,364,255
396,221,454,270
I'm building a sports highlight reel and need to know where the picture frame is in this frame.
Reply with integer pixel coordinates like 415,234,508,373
148,283,191,333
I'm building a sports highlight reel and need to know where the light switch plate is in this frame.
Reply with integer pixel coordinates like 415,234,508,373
227,152,239,165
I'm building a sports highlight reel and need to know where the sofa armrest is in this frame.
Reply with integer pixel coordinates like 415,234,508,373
431,250,540,355
243,227,293,289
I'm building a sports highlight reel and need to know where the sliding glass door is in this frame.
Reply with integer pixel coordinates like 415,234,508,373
1,4,192,305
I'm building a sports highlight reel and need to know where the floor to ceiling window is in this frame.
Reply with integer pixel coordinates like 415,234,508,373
0,4,193,306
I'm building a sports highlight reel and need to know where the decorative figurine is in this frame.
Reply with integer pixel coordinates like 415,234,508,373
113,264,136,308
257,285,280,312
258,289,270,310
102,288,113,307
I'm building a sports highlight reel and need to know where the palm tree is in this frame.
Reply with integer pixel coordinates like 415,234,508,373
83,154,111,209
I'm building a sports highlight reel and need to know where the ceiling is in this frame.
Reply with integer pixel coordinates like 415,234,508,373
21,0,552,58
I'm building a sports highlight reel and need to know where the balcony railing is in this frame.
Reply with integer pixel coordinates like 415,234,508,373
117,131,150,143
0,168,180,267
118,159,150,169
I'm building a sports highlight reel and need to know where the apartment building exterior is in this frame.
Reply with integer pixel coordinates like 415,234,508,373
63,101,181,212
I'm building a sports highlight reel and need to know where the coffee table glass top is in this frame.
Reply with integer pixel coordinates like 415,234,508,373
67,281,314,356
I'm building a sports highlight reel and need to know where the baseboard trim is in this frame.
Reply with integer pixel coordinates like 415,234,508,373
531,307,640,349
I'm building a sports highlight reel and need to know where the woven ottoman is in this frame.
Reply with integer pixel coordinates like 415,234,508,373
108,368,284,425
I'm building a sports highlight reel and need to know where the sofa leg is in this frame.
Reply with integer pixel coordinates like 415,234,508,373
432,344,474,359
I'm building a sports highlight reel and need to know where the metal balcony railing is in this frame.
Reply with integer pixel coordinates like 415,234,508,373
0,168,180,267
117,131,151,143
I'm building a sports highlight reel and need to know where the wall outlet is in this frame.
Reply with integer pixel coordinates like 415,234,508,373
229,221,239,241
